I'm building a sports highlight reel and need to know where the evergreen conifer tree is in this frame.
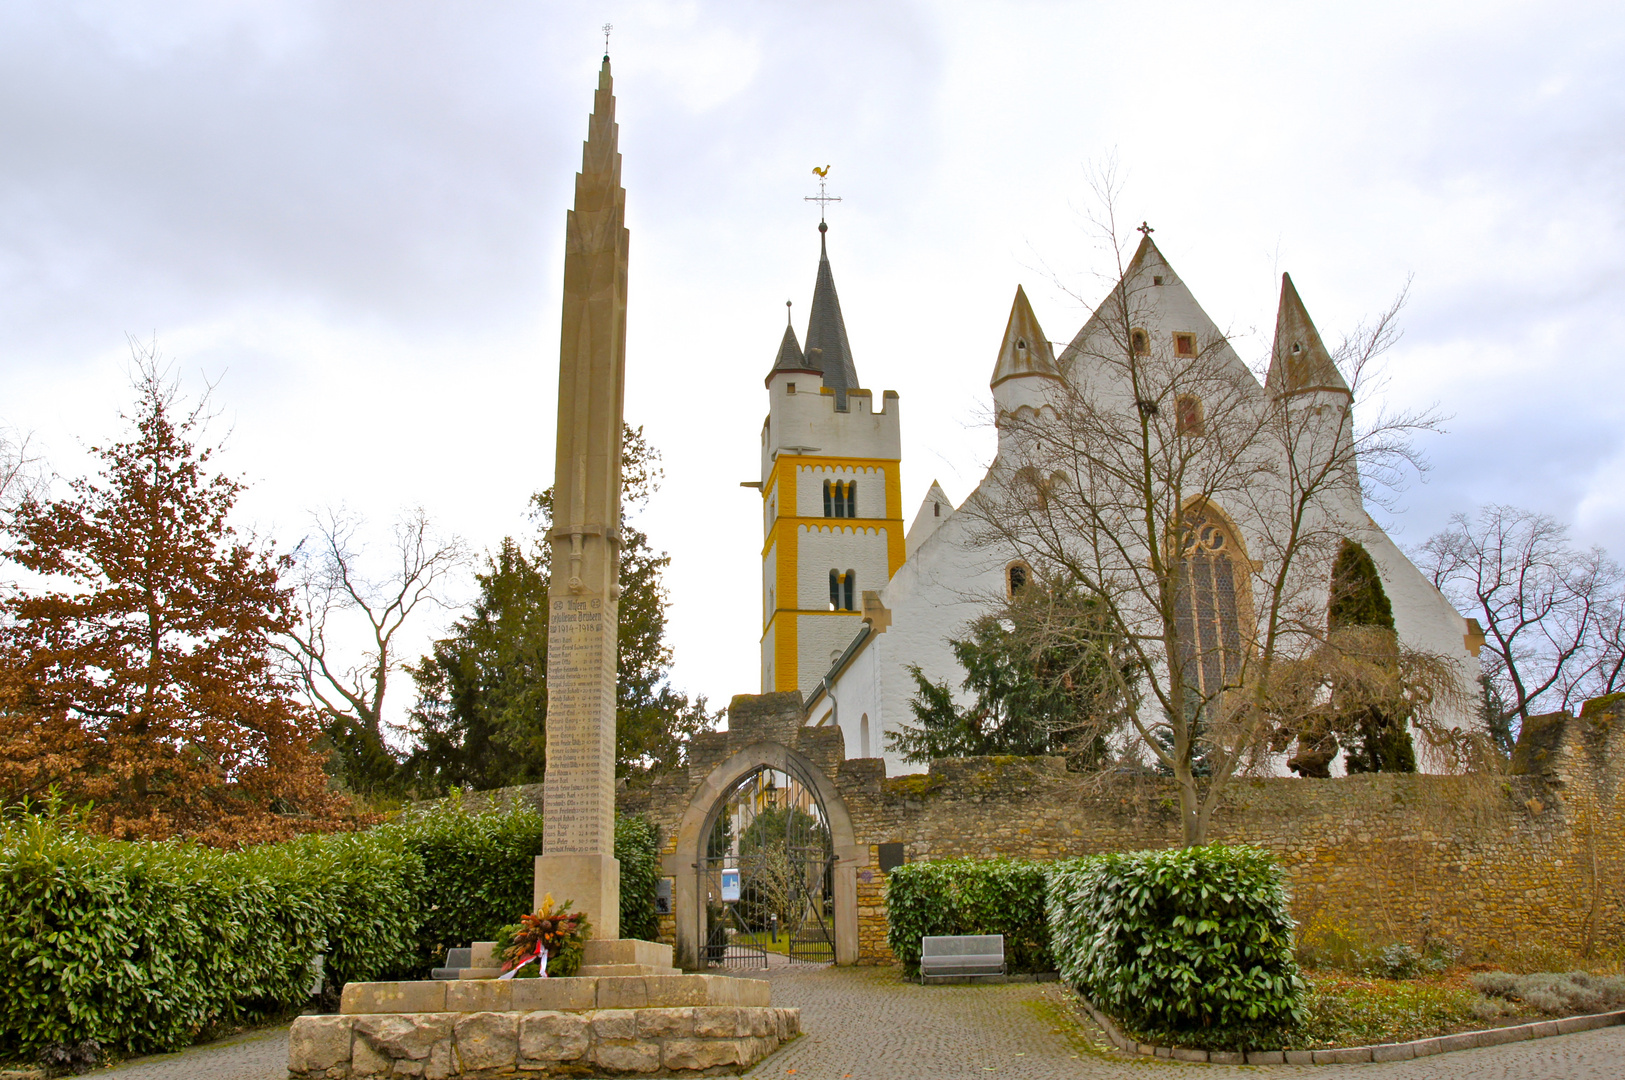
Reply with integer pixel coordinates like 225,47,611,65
406,426,712,791
1329,539,1416,774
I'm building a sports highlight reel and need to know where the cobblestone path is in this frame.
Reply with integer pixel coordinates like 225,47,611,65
748,964,1625,1080
93,964,1625,1079
101,1024,289,1080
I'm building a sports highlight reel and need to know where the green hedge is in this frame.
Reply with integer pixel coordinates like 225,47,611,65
0,804,661,1058
1046,845,1304,1049
884,858,1051,974
615,814,661,943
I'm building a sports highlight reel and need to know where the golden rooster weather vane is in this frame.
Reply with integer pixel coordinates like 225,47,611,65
805,166,841,223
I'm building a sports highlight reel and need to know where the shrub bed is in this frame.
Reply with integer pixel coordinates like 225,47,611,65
1047,845,1304,1050
0,803,660,1059
885,858,1051,974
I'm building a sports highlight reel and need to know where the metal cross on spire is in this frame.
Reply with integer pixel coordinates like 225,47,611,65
805,166,841,223
602,23,613,57
1137,221,1155,236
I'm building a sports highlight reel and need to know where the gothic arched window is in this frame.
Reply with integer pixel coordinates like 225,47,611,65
1006,561,1030,598
845,482,857,518
1130,328,1150,356
829,569,840,610
1174,507,1249,705
823,481,833,518
843,569,856,612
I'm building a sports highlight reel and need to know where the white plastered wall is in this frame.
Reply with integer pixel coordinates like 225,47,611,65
797,465,890,519
796,525,891,610
797,612,867,699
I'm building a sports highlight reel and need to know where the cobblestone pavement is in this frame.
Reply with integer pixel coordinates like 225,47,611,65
747,963,1625,1080
101,1025,289,1080
90,965,1625,1079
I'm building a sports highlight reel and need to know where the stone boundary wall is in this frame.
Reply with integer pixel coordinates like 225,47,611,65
486,695,1624,967
828,698,1623,964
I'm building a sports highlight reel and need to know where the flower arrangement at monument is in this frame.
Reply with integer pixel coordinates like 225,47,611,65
495,893,590,978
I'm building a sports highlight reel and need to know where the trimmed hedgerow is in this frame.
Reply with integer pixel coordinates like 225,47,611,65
615,814,661,943
0,814,329,1057
0,802,660,1059
885,858,1051,974
1047,844,1305,1050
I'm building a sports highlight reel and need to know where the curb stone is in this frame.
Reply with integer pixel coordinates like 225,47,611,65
1073,997,1625,1065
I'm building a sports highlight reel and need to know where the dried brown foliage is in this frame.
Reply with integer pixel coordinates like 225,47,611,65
0,351,353,846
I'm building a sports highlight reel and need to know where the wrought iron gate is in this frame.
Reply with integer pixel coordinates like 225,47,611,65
699,762,835,968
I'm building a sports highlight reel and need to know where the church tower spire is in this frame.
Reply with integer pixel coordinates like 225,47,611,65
805,223,861,408
757,220,903,699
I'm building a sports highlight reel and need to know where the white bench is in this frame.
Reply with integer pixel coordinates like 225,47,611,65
920,934,1006,982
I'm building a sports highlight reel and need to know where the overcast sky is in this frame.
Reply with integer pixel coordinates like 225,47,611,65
2,1,1622,726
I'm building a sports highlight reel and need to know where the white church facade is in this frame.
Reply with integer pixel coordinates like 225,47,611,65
756,227,1483,777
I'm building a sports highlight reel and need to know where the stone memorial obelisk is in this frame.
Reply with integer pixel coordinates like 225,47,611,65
536,54,627,941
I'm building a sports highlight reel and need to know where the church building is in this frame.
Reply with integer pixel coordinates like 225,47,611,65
756,226,1484,776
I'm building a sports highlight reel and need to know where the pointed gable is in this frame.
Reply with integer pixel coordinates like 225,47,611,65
990,285,1060,388
1056,233,1261,392
805,224,861,406
1266,273,1351,398
905,480,954,558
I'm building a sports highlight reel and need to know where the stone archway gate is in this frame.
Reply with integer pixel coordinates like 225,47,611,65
618,692,863,969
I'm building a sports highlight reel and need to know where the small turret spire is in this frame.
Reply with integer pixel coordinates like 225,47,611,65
990,285,1060,388
1266,273,1350,399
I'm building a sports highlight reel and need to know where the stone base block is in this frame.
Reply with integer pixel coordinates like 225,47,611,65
290,1007,799,1077
585,939,674,968
579,939,680,976
341,974,770,1016
535,852,620,942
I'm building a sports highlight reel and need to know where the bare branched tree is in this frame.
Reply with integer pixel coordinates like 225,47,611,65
0,424,46,554
279,507,469,795
967,179,1447,844
1416,505,1623,750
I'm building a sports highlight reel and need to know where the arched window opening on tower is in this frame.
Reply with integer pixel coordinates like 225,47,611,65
1173,508,1249,713
823,479,857,518
1006,560,1030,598
933,501,940,518
860,713,871,758
829,569,857,612
1176,395,1204,436
1130,328,1149,356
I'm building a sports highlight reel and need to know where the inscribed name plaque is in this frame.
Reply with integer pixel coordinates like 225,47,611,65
543,594,617,854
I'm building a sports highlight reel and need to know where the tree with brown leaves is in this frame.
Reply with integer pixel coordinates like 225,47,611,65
0,353,348,845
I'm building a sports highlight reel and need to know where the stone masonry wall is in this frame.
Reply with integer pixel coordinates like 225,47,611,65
825,697,1625,964
546,694,1624,967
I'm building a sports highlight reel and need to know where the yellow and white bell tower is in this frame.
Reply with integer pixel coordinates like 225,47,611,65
758,222,903,697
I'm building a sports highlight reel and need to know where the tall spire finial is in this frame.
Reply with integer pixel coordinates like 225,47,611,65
805,165,841,224
1137,221,1154,236
601,22,613,59
786,299,793,327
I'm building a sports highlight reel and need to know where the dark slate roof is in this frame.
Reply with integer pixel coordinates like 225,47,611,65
804,224,861,405
765,321,817,386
